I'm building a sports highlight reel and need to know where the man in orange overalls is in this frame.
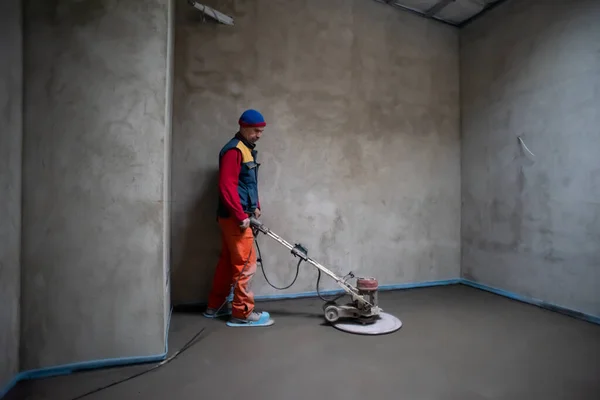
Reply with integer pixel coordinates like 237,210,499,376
203,109,273,327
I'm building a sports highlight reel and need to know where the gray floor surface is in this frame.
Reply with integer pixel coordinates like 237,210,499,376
6,285,600,400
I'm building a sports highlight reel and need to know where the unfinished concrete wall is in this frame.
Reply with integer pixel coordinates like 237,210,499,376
21,0,170,370
0,0,22,391
461,0,600,317
171,0,461,305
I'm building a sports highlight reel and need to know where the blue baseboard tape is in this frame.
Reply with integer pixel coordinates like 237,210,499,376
172,278,463,309
253,278,462,301
460,279,600,326
0,307,173,399
0,376,20,400
173,278,600,327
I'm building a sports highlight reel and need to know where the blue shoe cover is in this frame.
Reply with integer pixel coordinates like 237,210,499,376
226,311,274,327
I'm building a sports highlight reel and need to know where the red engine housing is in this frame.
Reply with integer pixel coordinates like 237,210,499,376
356,277,379,292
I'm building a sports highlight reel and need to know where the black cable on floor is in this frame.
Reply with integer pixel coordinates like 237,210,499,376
68,327,207,400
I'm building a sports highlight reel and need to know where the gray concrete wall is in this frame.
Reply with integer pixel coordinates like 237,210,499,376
0,0,22,390
461,0,600,317
21,0,170,370
171,0,461,305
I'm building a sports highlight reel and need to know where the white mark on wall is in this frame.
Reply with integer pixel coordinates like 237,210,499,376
518,136,535,157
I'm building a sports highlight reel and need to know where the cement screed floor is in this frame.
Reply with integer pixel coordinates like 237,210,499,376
6,285,600,400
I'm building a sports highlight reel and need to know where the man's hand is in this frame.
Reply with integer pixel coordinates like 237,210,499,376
254,208,261,218
240,218,250,231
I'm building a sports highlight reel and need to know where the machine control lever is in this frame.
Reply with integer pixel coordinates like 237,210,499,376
291,244,308,260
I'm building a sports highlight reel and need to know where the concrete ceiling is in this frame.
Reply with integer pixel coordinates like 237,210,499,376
374,0,506,27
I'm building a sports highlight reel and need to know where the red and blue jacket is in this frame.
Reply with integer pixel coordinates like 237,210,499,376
217,133,260,222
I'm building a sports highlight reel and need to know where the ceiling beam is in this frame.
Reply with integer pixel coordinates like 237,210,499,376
373,0,511,29
458,0,511,28
425,0,456,17
373,0,459,27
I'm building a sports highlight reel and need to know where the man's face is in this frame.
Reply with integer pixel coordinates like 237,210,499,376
240,126,264,144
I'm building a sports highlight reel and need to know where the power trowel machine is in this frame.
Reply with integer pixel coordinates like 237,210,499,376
250,217,383,325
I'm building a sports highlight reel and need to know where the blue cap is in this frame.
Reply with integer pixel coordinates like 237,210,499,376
239,109,266,127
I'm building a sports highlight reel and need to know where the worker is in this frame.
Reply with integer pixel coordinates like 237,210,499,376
203,109,273,327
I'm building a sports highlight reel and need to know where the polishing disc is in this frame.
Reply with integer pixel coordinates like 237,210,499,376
331,312,402,335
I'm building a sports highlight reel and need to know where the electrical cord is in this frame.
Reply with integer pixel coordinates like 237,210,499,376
68,222,252,399
68,327,208,400
255,238,301,290
316,269,348,303
253,229,349,303
70,223,253,399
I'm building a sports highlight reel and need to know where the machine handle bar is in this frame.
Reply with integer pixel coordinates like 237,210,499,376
249,216,375,308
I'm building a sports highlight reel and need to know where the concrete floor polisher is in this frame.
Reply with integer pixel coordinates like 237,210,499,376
250,217,402,335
